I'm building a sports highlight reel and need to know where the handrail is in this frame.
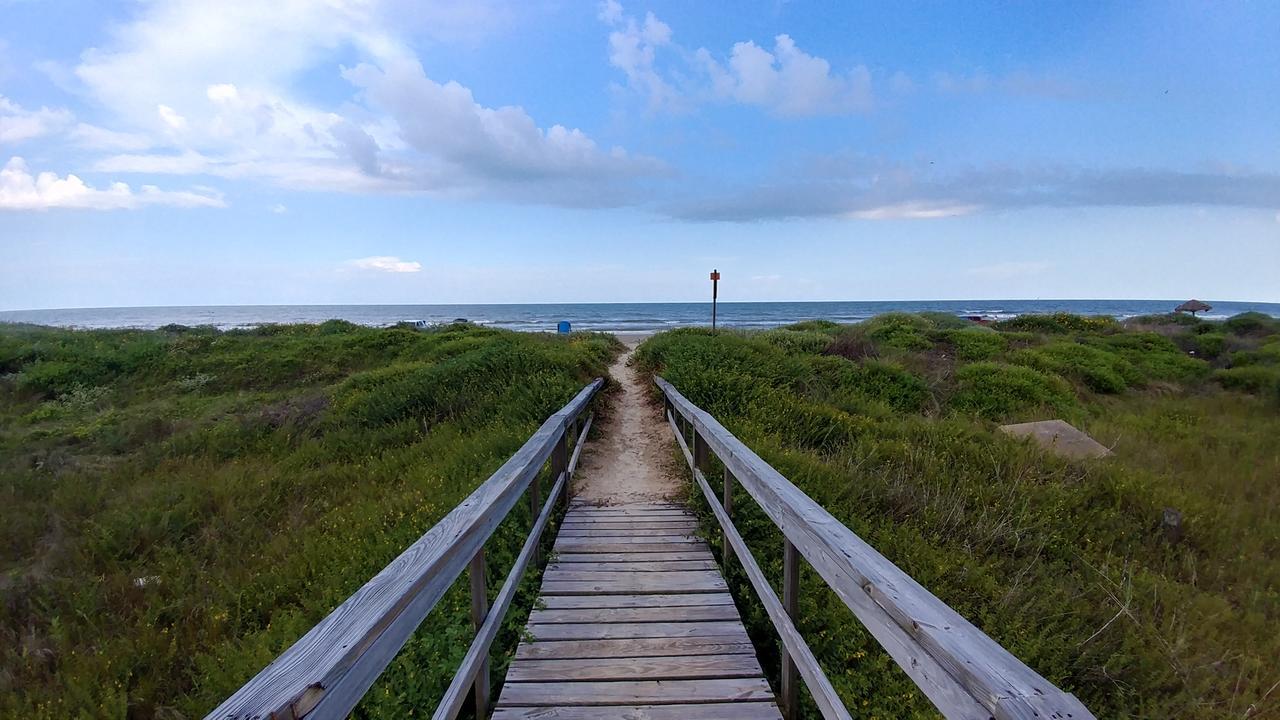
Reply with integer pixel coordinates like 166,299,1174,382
208,378,603,720
655,375,1094,720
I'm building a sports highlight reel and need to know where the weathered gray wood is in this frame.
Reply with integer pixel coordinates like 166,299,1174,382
504,654,764,682
781,539,800,720
560,518,695,526
541,575,727,595
543,570,723,585
723,466,735,565
672,431,850,720
529,620,747,641
491,703,783,720
551,542,705,554
207,379,602,720
467,550,490,717
546,560,718,573
515,636,756,660
528,604,741,624
657,376,1094,720
552,551,711,563
433,471,569,720
564,413,593,509
537,593,735,609
563,525,701,535
496,678,775,706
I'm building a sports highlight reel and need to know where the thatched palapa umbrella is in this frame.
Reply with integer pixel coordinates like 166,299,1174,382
1174,299,1212,316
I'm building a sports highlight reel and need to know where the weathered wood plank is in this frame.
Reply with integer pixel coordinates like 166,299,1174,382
559,520,696,528
542,570,724,585
491,703,783,720
551,551,712,563
546,560,718,573
541,575,727,595
537,593,735,609
657,375,1094,720
528,604,740,625
496,678,775,706
514,636,755,660
504,654,763,682
563,525,701,535
528,621,747,641
551,542,705,554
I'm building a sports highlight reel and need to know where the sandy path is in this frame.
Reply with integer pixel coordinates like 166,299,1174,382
572,339,682,505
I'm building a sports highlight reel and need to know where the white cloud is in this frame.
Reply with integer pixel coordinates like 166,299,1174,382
344,57,661,187
271,203,288,214
0,156,225,211
69,123,154,151
57,0,654,206
602,5,681,112
157,104,188,130
348,255,422,273
848,202,980,220
600,5,876,117
0,95,74,143
708,35,874,116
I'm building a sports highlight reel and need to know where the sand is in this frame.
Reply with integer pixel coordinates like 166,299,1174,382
571,333,682,505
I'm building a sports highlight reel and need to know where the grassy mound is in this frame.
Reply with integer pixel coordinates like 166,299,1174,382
635,313,1279,719
0,323,619,718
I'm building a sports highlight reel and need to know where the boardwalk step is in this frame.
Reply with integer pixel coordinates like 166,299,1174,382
497,503,781,719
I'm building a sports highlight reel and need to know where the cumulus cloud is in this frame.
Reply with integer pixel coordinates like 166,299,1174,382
0,156,225,211
348,256,422,273
664,157,1280,222
0,95,73,143
699,35,874,116
600,3,878,116
53,0,656,208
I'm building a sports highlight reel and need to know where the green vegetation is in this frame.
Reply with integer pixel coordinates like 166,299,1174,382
0,322,618,718
635,311,1279,719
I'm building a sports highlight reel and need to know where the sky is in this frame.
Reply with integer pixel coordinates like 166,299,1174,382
1,0,1278,310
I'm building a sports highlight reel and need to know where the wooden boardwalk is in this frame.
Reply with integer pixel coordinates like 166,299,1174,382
493,502,783,719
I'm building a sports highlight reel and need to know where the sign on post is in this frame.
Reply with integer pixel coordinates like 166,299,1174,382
710,269,720,329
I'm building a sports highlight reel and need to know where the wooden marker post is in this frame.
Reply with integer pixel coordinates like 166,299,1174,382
710,269,720,329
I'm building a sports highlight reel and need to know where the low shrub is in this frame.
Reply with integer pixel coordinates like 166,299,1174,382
915,311,974,330
1089,332,1210,384
1011,342,1135,394
1223,312,1279,337
859,313,933,351
1213,366,1280,395
783,319,843,335
948,362,1076,419
758,329,833,355
1126,312,1204,327
942,328,1008,361
993,312,1119,335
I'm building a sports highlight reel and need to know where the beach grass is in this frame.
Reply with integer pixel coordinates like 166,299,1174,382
0,321,619,718
634,312,1280,719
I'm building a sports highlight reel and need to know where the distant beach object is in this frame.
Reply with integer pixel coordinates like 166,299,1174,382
1174,299,1211,316
999,419,1112,460
710,269,721,329
557,320,571,334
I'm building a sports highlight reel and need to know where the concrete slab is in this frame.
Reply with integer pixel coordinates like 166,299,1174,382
998,419,1112,460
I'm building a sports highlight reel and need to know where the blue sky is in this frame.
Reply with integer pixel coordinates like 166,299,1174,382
1,0,1277,310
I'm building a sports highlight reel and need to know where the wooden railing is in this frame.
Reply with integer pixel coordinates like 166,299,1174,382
207,379,603,720
655,376,1095,720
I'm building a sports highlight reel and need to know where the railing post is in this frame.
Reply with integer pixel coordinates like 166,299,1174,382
468,549,490,716
550,423,569,516
692,427,710,476
781,539,800,720
722,467,734,564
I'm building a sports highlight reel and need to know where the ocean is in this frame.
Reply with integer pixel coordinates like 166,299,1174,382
2,300,1278,333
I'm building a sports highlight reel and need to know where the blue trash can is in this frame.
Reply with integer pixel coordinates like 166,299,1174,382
557,321,571,334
